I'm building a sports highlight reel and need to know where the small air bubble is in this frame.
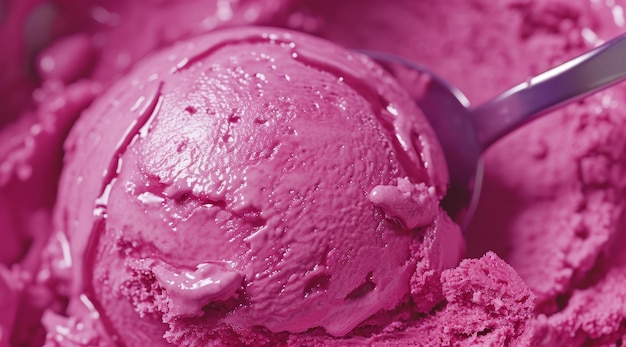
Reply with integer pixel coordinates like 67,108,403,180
185,106,197,114
176,141,187,153
228,114,240,123
175,192,192,205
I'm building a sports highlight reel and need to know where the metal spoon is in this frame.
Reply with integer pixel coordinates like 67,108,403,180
364,33,626,229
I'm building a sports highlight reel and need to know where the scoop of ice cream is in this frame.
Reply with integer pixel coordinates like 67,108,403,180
52,26,462,345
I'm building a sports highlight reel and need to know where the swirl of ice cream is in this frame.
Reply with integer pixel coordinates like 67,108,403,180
53,26,463,346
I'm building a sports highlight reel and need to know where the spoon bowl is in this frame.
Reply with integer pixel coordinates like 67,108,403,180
363,52,483,228
363,32,626,228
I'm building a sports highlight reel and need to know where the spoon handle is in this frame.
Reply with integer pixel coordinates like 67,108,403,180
471,33,626,150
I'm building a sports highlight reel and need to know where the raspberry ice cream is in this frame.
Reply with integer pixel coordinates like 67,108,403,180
50,27,463,346
0,0,294,268
2,0,626,346
400,2,626,345
0,1,297,345
286,0,626,345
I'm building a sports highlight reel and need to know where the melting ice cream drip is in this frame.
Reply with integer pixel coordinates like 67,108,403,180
152,261,243,319
369,177,438,230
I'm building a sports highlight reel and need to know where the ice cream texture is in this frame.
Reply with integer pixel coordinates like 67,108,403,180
50,27,464,345
3,0,626,346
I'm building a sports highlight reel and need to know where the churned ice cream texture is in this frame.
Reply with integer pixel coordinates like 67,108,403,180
0,1,295,345
0,0,294,268
4,0,626,346
288,0,626,345
48,27,469,345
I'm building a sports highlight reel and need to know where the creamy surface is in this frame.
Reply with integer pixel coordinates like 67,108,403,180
3,0,626,346
51,27,461,346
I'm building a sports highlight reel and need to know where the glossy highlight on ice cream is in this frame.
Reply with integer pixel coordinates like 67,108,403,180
51,27,463,345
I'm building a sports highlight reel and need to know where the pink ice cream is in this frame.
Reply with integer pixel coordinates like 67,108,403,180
0,266,19,347
0,1,296,345
3,0,626,346
51,27,464,346
0,0,294,267
284,0,626,345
